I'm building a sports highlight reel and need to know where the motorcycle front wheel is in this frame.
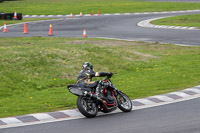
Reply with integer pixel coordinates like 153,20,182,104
117,91,132,112
77,96,98,118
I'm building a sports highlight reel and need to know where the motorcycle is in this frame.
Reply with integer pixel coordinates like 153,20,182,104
67,74,132,118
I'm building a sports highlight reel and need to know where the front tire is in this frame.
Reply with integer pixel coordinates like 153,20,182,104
117,91,132,112
77,96,98,118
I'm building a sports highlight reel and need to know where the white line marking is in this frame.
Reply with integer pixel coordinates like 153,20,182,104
1,94,200,129
31,113,55,121
60,110,82,117
174,26,181,29
153,25,159,28
168,26,176,28
1,118,22,124
170,11,178,13
169,92,190,98
134,94,200,111
104,14,111,16
0,18,63,30
137,16,199,30
181,27,188,29
150,95,174,102
0,116,85,129
134,13,142,15
23,10,200,19
160,12,168,13
84,14,91,16
162,26,169,28
134,99,156,105
188,27,196,29
184,88,200,94
158,26,164,28
114,13,121,15
31,15,38,17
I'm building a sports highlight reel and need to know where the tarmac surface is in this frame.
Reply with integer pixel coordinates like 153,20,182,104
1,10,200,46
1,8,200,133
1,97,200,133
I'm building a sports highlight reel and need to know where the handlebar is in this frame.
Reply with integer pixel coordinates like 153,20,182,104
105,72,115,79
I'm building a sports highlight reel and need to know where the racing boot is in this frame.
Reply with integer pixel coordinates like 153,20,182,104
95,84,104,100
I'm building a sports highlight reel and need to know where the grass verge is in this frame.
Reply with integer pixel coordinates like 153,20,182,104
151,14,200,28
0,37,200,118
0,0,200,15
0,18,60,27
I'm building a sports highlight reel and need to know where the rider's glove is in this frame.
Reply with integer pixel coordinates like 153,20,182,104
99,72,113,77
107,72,113,76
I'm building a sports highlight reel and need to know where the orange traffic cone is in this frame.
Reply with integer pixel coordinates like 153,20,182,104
24,23,28,34
98,10,100,16
80,12,83,17
83,29,87,37
13,10,18,20
3,22,7,33
70,12,73,18
48,24,53,36
91,11,94,16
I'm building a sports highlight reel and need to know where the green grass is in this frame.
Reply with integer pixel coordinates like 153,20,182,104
0,18,59,27
0,0,200,15
151,14,200,28
0,37,200,118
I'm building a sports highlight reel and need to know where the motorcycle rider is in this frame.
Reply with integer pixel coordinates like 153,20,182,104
77,62,113,98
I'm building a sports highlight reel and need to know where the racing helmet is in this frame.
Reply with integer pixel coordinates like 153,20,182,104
82,62,93,70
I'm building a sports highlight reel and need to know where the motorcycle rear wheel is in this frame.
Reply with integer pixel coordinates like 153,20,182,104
117,92,132,112
77,96,98,118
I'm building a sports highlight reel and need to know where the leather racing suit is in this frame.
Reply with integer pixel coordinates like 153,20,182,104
77,69,111,92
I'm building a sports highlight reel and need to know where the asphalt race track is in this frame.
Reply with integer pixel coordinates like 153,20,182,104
1,97,200,133
1,3,200,132
1,11,200,46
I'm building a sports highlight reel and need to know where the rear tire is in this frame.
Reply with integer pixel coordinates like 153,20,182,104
77,96,98,118
117,92,132,112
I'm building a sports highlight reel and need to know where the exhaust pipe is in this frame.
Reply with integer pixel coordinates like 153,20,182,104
83,91,98,99
83,91,117,110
